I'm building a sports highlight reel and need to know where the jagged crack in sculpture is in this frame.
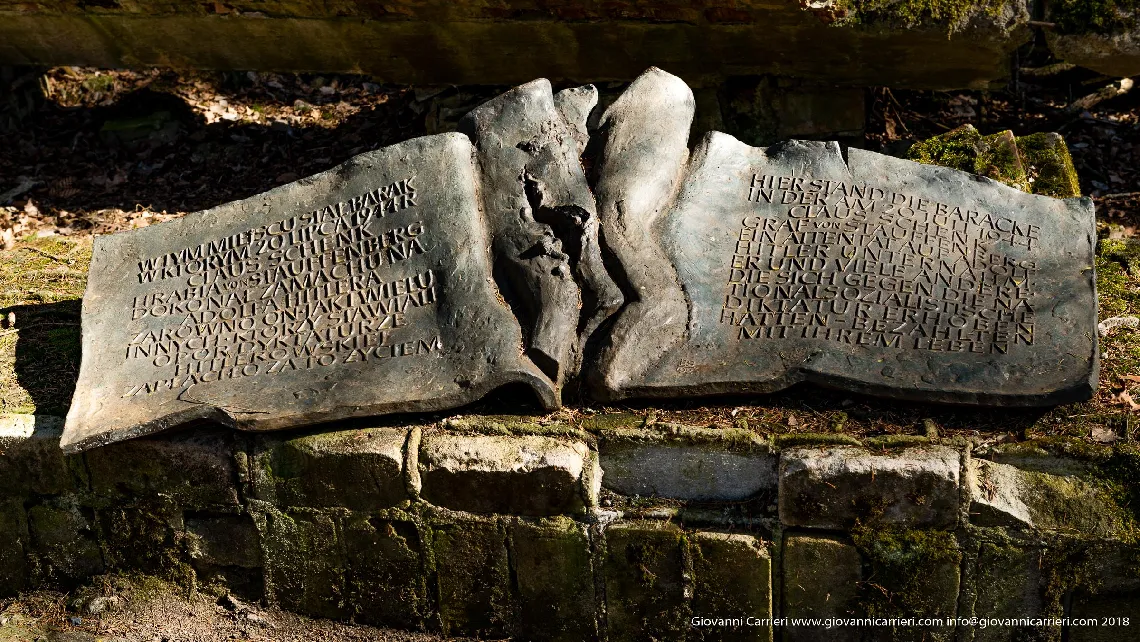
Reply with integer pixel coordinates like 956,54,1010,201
460,79,621,385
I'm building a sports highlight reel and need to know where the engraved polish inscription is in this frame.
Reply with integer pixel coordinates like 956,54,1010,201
720,173,1039,354
119,177,446,397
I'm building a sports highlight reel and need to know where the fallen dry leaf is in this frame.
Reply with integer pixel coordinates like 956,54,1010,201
1113,389,1140,410
1091,426,1119,443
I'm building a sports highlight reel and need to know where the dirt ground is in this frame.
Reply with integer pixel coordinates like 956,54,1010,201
0,575,469,642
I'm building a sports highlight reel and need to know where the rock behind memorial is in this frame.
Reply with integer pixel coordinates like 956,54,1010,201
590,70,1098,405
62,133,557,453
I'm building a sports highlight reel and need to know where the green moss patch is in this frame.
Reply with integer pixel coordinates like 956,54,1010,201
852,527,961,628
1016,132,1081,198
0,237,90,416
986,438,1140,541
908,125,1083,196
1049,0,1139,35
826,0,1009,32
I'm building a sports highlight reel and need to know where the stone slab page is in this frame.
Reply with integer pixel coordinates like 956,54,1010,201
62,133,555,453
594,127,1099,405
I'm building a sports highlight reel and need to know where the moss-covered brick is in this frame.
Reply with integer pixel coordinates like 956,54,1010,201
186,514,263,601
0,499,29,596
510,518,597,642
1016,132,1081,198
968,459,1132,537
782,534,862,642
603,521,688,642
185,514,261,569
85,429,240,509
976,129,1029,191
598,426,776,502
691,532,773,642
419,433,590,516
907,124,983,173
970,543,1058,642
343,514,427,630
907,125,1082,198
780,446,961,529
252,427,408,511
0,414,84,497
907,125,1035,192
852,528,960,641
256,505,347,620
431,517,517,638
97,498,189,583
1067,544,1140,642
26,498,103,586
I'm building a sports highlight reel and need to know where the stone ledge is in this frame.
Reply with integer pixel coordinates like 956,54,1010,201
251,426,409,511
779,445,961,529
419,431,594,516
598,424,776,501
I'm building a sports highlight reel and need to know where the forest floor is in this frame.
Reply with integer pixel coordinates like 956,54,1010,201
0,574,455,642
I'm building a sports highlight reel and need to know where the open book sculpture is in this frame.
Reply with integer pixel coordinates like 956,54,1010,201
62,69,1099,452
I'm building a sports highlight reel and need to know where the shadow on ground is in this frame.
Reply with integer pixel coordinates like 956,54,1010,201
9,301,82,416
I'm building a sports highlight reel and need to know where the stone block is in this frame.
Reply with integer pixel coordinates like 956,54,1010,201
0,499,29,596
853,529,961,642
1070,593,1140,642
1065,544,1140,642
256,506,347,621
603,521,688,642
186,514,261,569
97,499,185,579
782,534,862,642
343,514,427,630
780,446,961,529
252,427,408,510
85,429,240,509
970,543,1057,642
510,518,597,642
26,498,103,586
419,433,591,516
0,415,82,497
187,513,264,600
599,431,776,501
691,531,773,642
431,518,517,638
968,458,1127,536
1046,30,1140,79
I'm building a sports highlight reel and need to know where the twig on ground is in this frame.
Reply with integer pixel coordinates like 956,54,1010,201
21,246,73,264
1065,78,1134,115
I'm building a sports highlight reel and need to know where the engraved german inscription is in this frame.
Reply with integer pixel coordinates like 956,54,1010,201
721,173,1038,355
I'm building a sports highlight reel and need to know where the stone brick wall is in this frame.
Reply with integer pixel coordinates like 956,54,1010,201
1,412,1138,641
